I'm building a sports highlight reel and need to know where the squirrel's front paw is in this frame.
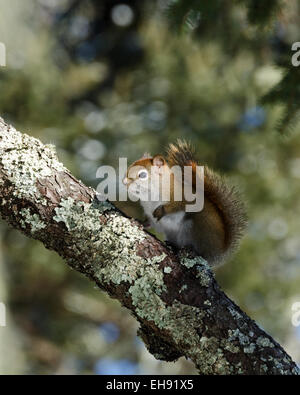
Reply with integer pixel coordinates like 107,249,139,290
142,218,151,229
153,205,165,221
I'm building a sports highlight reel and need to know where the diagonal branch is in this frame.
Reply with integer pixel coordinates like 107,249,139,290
0,117,298,375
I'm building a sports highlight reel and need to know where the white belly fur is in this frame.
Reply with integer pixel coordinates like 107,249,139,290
140,201,192,248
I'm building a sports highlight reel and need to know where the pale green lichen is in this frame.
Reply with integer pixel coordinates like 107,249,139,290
95,221,166,285
129,273,167,324
244,344,256,354
273,359,284,371
53,198,168,288
223,342,240,354
0,124,66,205
220,337,239,354
228,328,250,346
180,256,212,287
20,208,46,233
193,337,232,374
228,305,243,320
1,120,299,376
145,254,167,266
181,256,206,268
129,269,235,373
53,197,150,283
179,284,188,294
164,267,172,274
292,366,300,375
53,197,111,232
196,266,211,287
256,336,274,348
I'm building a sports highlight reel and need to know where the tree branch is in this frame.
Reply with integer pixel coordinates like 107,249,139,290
0,117,298,375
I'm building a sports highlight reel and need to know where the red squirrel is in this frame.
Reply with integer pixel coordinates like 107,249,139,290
123,140,247,266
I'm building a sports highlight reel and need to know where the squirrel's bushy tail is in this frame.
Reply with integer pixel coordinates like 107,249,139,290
167,139,247,263
166,139,197,168
204,166,247,259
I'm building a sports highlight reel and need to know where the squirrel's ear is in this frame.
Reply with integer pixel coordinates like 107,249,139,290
152,155,165,167
142,152,151,158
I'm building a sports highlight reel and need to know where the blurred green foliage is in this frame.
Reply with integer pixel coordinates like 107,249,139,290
167,0,300,132
0,0,299,374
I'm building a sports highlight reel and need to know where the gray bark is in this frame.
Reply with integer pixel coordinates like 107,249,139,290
0,117,299,375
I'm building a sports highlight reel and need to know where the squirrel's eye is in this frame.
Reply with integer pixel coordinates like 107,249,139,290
138,170,148,179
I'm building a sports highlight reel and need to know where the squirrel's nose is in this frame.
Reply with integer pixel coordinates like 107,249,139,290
123,177,130,185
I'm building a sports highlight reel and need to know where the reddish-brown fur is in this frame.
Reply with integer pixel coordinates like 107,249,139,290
125,140,247,265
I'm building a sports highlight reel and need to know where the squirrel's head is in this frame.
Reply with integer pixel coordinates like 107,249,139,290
123,154,171,201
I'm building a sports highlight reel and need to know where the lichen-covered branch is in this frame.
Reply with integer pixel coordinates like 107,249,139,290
0,117,298,375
